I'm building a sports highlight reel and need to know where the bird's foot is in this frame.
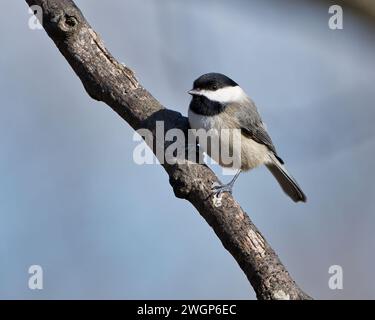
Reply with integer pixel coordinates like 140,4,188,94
211,181,233,197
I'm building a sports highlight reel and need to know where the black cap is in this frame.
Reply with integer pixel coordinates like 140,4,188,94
193,73,238,91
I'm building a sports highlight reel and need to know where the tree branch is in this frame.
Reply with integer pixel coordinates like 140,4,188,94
25,0,311,300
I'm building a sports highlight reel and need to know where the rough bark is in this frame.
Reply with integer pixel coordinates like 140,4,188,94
25,0,311,300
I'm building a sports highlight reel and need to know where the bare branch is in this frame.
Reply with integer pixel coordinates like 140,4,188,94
25,0,311,300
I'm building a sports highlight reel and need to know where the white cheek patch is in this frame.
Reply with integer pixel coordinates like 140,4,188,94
200,86,247,103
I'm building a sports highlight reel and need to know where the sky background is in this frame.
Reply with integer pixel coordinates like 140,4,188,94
0,0,374,299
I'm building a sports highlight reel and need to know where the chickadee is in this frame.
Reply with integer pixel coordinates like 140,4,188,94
188,73,306,203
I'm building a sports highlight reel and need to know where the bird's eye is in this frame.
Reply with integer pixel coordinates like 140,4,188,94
212,84,218,90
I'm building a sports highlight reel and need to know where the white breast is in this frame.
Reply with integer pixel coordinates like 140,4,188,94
188,108,269,170
188,108,235,168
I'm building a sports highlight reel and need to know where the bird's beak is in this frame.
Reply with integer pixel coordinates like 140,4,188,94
188,89,200,96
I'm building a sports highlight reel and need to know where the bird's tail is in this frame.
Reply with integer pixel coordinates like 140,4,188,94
266,153,307,203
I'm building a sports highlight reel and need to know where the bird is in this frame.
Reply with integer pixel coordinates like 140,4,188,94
187,72,306,203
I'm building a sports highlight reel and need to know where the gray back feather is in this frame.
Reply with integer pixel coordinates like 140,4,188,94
226,98,283,163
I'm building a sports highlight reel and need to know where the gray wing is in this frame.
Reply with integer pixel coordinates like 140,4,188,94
234,99,284,164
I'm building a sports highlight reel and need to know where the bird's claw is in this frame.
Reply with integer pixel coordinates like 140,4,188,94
211,182,233,197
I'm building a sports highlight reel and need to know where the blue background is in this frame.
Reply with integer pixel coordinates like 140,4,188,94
1,0,374,299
